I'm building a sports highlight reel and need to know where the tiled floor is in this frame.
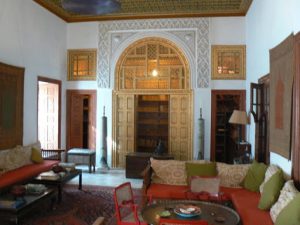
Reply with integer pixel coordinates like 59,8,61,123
67,166,143,189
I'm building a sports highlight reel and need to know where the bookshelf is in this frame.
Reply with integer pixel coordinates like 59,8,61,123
136,95,169,153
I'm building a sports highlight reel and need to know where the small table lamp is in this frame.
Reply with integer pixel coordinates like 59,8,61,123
229,110,249,142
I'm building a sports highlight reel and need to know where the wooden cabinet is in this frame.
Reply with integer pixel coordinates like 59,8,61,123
113,92,192,168
125,152,173,178
136,95,169,153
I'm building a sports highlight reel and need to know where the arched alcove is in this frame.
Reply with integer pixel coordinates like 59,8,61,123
112,37,193,168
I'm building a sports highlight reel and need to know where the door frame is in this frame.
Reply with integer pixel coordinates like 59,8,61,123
37,76,62,148
66,89,97,150
210,89,246,161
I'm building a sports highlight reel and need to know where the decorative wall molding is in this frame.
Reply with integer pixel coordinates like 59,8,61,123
98,18,209,88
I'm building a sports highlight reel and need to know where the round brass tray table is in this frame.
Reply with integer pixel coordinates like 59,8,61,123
142,200,240,225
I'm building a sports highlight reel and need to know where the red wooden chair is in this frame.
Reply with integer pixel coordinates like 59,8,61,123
159,218,209,225
113,182,147,225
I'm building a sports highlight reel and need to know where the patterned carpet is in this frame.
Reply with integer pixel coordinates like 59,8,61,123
19,184,142,225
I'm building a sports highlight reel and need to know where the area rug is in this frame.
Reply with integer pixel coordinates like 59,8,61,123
20,184,142,225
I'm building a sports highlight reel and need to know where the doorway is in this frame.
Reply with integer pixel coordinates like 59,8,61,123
66,90,96,150
37,77,61,149
211,90,246,163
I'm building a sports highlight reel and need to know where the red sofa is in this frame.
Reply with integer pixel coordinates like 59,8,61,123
142,164,273,225
0,160,59,190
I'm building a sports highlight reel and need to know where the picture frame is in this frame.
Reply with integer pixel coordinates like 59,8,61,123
211,45,246,80
67,49,97,81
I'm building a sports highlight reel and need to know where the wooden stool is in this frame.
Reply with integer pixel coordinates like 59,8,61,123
67,148,96,173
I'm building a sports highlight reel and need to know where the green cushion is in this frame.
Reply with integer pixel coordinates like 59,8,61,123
31,147,44,163
275,193,300,225
242,160,268,192
185,162,217,183
258,170,285,210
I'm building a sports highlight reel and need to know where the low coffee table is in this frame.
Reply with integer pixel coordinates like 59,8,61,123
142,200,240,225
31,169,82,203
0,187,56,225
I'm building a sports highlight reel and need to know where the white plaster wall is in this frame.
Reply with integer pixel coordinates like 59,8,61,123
246,0,300,174
0,0,67,146
67,17,246,165
193,17,246,160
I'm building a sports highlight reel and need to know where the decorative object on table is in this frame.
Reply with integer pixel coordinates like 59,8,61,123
211,45,246,80
52,165,65,173
25,184,47,195
154,139,165,155
10,185,26,198
100,106,110,170
174,204,201,217
198,108,205,160
229,110,249,142
159,210,171,218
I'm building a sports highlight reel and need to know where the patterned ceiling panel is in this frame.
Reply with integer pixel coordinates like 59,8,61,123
34,0,252,22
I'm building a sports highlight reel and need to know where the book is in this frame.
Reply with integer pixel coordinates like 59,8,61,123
39,171,59,180
58,162,76,171
0,199,26,209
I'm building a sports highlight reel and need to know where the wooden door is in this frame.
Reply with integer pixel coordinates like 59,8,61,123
66,90,96,150
211,90,246,162
113,93,135,168
169,93,192,160
38,80,60,149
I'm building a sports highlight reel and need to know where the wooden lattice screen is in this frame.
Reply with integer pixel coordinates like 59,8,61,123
0,62,24,150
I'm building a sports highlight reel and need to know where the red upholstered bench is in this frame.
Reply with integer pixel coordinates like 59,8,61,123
0,160,59,190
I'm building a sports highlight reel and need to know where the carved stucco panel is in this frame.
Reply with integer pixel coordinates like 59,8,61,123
98,18,209,88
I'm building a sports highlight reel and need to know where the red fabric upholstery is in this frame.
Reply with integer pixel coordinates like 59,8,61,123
0,160,58,189
146,184,273,225
147,184,189,199
231,189,273,225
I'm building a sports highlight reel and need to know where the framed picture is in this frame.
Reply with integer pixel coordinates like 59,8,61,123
211,45,246,80
67,49,97,81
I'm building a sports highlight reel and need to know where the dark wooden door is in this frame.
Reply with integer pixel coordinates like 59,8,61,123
211,90,246,163
66,90,96,150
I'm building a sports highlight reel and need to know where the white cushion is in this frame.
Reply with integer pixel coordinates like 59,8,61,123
270,180,299,222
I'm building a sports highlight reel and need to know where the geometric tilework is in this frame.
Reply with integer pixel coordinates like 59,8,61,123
98,18,209,88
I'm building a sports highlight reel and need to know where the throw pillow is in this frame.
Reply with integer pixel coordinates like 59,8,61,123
3,147,29,171
275,193,300,225
258,170,285,210
185,162,217,184
150,158,187,185
260,164,280,193
217,162,250,188
270,180,299,222
190,176,220,194
242,160,268,192
31,147,44,163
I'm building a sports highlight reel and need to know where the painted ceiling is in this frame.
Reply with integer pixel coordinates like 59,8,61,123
34,0,253,22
